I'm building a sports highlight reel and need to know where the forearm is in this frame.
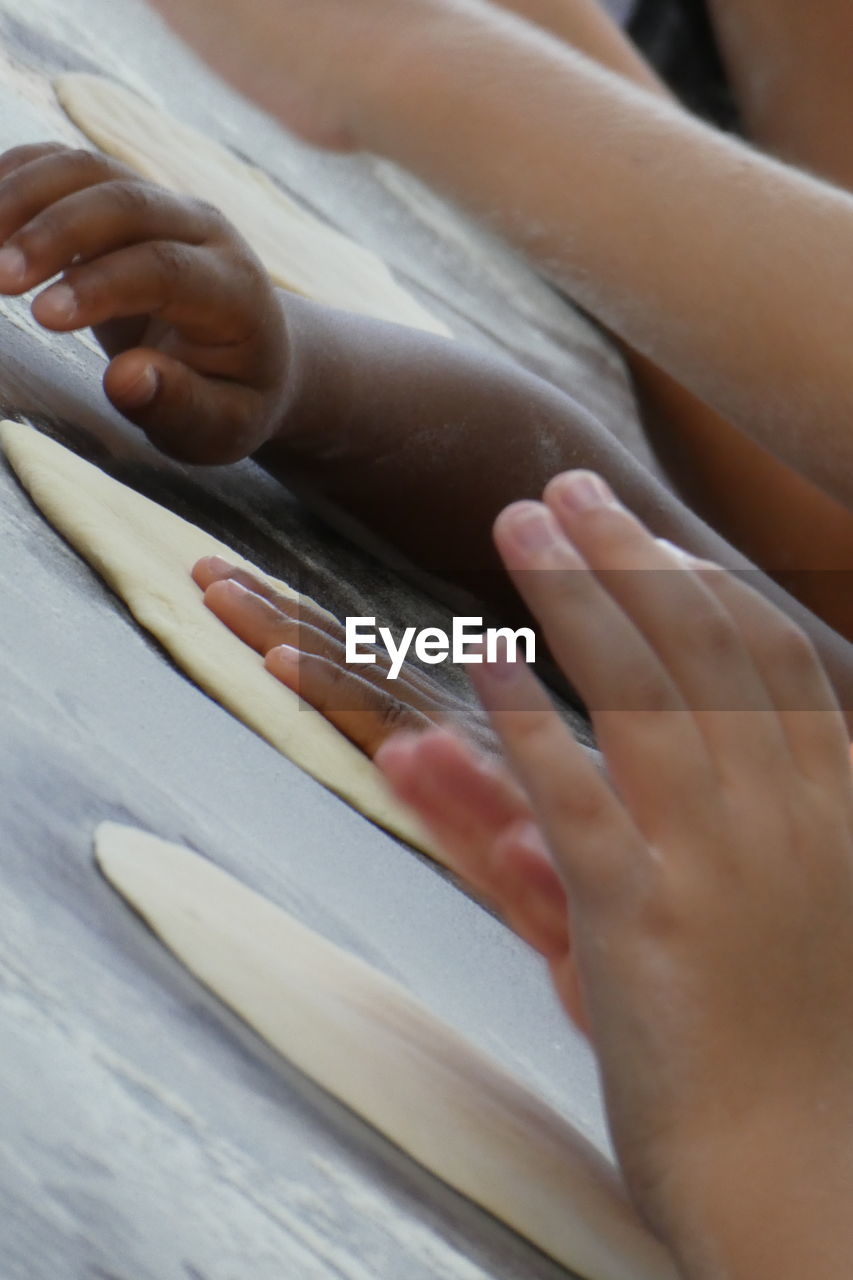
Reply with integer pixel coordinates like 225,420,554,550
355,7,853,506
708,0,853,190
260,294,853,711
489,0,665,92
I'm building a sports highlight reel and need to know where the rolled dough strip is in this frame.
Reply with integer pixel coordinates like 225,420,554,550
54,73,451,339
1,419,430,856
95,822,678,1280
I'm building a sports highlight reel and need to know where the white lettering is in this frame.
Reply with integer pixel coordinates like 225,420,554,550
452,617,485,664
486,627,536,665
379,625,417,681
415,627,449,665
345,617,537,679
346,617,378,665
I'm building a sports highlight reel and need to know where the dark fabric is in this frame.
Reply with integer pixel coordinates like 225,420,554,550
629,0,741,131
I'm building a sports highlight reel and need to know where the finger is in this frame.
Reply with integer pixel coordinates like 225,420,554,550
378,730,569,956
266,644,432,758
194,557,453,703
31,240,263,350
194,556,336,629
378,727,532,854
543,472,791,778
0,147,134,278
205,577,352,661
0,179,219,295
492,498,714,833
0,142,71,185
468,659,650,913
203,577,442,710
485,819,570,958
103,347,265,464
687,558,851,785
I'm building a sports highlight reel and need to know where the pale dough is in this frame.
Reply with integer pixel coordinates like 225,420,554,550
54,73,451,339
96,822,678,1280
1,419,431,856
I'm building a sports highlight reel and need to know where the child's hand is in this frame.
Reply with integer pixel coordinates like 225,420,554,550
0,143,289,464
379,471,853,1278
192,555,500,759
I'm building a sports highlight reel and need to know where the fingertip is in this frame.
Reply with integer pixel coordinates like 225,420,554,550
492,499,546,546
194,555,239,589
32,281,79,328
201,577,245,613
416,726,483,773
375,731,423,776
0,245,28,292
265,643,301,681
545,470,617,519
192,558,217,590
110,361,160,410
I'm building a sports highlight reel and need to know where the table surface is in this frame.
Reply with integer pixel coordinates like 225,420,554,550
0,3,663,1276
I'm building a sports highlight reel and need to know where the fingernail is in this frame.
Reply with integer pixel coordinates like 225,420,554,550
0,245,26,284
203,556,239,577
219,578,255,600
553,471,615,514
655,537,692,562
36,282,78,324
655,538,711,570
504,504,559,555
267,644,300,671
119,364,159,408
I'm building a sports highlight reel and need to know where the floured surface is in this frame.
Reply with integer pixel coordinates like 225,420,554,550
0,2,669,1276
1,418,431,856
56,72,451,338
97,823,676,1280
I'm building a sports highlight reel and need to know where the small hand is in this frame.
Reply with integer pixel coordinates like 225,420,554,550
193,556,499,758
0,143,289,463
378,469,853,1275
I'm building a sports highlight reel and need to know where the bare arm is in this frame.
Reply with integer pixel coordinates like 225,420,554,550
489,0,666,91
263,293,853,711
150,0,853,507
482,0,853,629
708,0,853,189
357,9,853,506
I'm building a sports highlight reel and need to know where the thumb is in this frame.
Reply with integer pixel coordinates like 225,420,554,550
104,347,267,465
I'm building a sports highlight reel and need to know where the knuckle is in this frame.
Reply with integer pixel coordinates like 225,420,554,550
148,239,191,282
549,564,592,612
308,655,360,712
378,694,417,735
684,606,740,665
561,774,612,827
2,142,59,169
108,179,156,217
65,147,110,179
766,621,818,680
189,197,226,231
12,212,57,258
622,676,678,715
